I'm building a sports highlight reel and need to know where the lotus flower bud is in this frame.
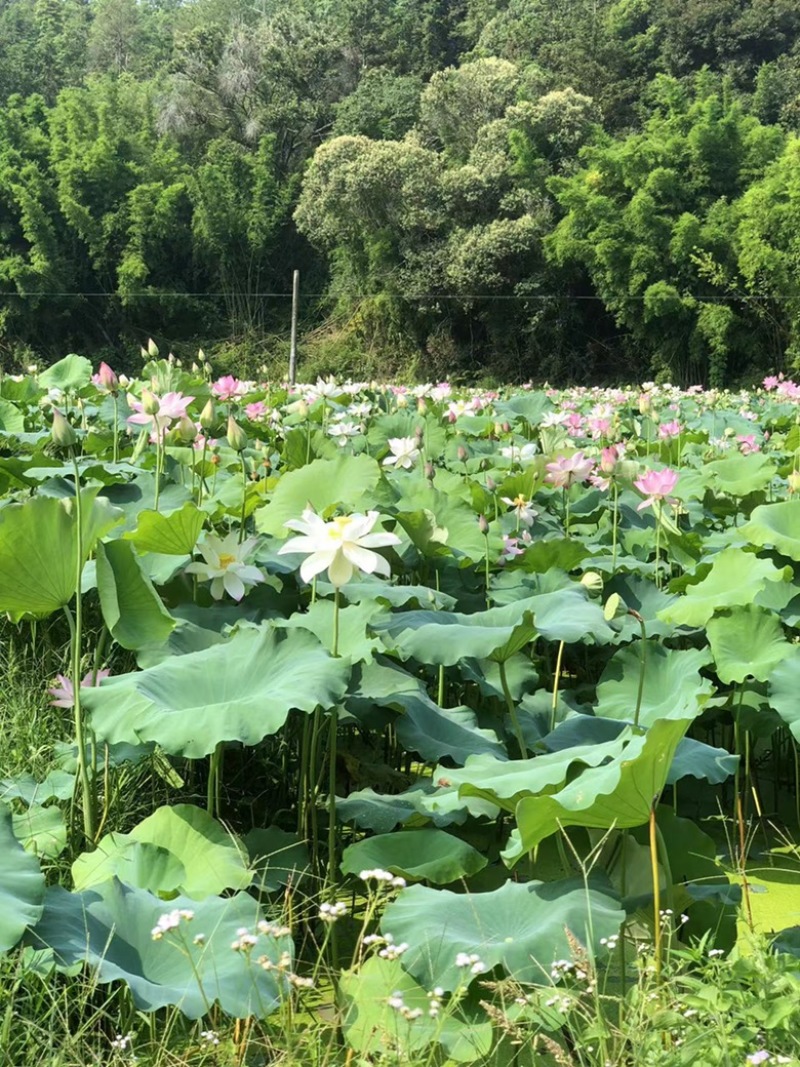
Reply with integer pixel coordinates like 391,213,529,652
147,338,159,358
176,414,197,443
141,389,160,415
297,400,309,420
638,393,651,415
51,408,77,449
457,445,468,462
485,476,496,492
227,415,247,452
425,461,435,482
478,514,489,535
414,425,424,445
789,470,800,494
198,348,207,363
396,393,408,408
502,422,511,434
580,571,603,597
96,362,119,393
417,398,427,415
118,374,130,389
199,399,216,432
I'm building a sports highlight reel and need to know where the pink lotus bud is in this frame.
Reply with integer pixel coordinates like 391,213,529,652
96,362,118,393
478,514,489,535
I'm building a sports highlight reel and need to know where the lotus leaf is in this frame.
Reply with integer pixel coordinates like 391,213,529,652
381,876,624,991
28,881,291,1017
341,829,487,884
0,803,45,953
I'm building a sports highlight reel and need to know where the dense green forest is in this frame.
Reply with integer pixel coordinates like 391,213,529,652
2,0,800,384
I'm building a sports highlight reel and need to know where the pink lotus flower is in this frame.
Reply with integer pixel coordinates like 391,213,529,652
545,451,595,489
633,468,679,511
763,376,780,390
127,391,194,434
244,401,268,422
600,444,625,473
212,376,249,402
92,362,119,393
658,420,682,439
49,669,111,708
737,434,761,455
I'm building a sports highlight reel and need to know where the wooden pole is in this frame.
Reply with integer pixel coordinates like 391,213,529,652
288,269,299,385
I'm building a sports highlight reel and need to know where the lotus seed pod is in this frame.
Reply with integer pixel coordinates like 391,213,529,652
603,593,628,621
580,571,603,597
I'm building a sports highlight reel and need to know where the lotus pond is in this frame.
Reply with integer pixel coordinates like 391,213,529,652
2,355,800,1066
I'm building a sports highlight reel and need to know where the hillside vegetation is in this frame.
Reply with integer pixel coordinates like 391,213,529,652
3,0,800,383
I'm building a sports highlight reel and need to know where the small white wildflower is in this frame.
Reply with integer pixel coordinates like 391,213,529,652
318,901,348,923
200,1030,220,1047
747,1053,771,1066
110,1033,134,1051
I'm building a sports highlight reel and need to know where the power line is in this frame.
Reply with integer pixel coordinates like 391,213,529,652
0,291,794,301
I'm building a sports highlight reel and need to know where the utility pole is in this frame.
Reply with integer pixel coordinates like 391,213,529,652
288,269,299,385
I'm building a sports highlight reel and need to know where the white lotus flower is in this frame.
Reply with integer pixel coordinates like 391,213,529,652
382,437,420,469
278,508,401,587
328,421,361,446
185,532,264,600
499,442,538,463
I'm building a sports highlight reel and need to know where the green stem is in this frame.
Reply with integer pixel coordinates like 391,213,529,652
611,481,619,573
483,532,491,609
631,613,647,730
327,588,341,965
67,454,95,845
154,431,163,512
499,659,528,759
112,396,119,464
239,453,248,544
550,640,565,732
649,804,662,983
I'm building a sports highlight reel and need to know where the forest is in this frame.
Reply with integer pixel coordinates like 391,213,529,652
2,0,800,385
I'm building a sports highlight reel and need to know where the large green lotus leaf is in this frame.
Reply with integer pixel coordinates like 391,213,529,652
316,578,456,610
245,828,311,893
39,354,92,392
703,453,776,497
542,716,738,786
516,538,589,574
0,399,24,433
341,829,487,884
341,956,493,1062
0,769,75,805
255,454,382,536
348,658,504,763
489,578,614,644
768,647,800,742
494,392,552,425
13,805,67,859
276,599,386,663
0,489,122,619
28,881,291,1017
381,877,623,992
595,643,714,725
373,602,536,665
741,500,800,562
72,805,251,898
448,743,628,814
336,787,426,834
506,718,694,862
0,803,46,952
122,502,206,555
658,547,791,628
707,605,791,684
96,540,175,650
83,626,351,757
392,484,492,561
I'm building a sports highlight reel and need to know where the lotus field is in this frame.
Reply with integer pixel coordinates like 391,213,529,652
5,353,800,1066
